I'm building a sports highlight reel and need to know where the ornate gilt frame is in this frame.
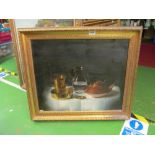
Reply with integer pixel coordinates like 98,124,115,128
74,19,121,27
18,27,142,120
9,19,25,87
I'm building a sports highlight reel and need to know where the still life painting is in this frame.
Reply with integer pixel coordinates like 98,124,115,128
19,27,142,120
31,39,128,111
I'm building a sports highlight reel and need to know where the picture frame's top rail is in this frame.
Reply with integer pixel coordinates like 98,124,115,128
18,26,142,33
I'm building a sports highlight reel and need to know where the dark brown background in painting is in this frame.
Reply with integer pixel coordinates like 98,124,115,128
31,39,129,110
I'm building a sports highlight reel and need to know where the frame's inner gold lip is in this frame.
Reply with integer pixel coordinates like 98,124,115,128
38,109,123,114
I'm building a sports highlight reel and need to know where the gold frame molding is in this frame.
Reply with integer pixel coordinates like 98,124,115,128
9,19,26,87
18,27,142,120
74,19,121,27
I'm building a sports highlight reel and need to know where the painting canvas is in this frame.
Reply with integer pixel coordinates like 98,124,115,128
19,27,142,120
31,39,128,111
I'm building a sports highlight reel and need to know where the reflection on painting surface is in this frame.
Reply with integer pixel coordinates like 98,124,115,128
31,39,129,111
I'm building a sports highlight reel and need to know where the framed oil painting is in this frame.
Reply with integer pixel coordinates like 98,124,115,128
18,27,142,120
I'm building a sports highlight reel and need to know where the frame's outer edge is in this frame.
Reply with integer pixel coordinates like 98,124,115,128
18,26,143,32
127,28,143,118
33,113,129,121
18,31,35,120
122,28,142,118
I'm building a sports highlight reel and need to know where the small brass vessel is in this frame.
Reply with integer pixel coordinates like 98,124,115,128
52,74,73,99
